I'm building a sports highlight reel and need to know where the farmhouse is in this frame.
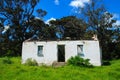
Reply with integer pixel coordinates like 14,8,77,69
22,39,102,66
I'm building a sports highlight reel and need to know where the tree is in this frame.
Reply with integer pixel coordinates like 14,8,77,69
29,18,57,40
80,0,118,60
0,0,47,56
50,16,87,40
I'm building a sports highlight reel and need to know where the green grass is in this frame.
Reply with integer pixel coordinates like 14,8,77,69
0,57,120,80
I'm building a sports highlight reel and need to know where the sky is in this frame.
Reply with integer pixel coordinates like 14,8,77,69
35,0,120,25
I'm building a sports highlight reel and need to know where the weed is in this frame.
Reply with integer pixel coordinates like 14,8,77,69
67,56,93,67
25,58,38,66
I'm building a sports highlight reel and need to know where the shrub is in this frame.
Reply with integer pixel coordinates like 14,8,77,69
25,58,38,66
2,57,12,64
67,56,93,67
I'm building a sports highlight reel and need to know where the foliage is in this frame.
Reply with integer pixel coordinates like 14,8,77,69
2,57,12,64
25,58,38,66
67,56,93,67
49,16,87,40
0,0,47,56
80,0,119,60
0,57,120,80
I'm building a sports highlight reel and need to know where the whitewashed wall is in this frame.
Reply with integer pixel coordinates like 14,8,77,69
22,40,102,66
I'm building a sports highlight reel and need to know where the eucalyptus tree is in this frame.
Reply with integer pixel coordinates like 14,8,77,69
80,0,118,59
49,16,87,40
0,0,47,56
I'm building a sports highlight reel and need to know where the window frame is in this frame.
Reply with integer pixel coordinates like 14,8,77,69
37,45,43,57
77,45,84,57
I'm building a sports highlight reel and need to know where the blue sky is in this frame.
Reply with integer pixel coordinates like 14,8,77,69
35,0,120,25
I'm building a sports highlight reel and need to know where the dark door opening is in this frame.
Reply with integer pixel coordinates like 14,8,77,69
57,45,65,62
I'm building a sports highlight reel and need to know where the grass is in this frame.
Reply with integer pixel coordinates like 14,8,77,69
0,57,120,80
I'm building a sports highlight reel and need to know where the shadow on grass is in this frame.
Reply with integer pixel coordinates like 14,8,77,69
102,61,111,66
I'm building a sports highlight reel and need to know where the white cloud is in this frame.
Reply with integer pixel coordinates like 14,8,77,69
35,17,41,20
112,13,120,26
112,20,120,27
2,25,10,34
69,0,90,8
45,17,56,24
113,13,120,19
115,20,120,26
54,0,59,5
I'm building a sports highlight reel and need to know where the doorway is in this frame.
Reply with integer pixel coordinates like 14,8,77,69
57,45,65,62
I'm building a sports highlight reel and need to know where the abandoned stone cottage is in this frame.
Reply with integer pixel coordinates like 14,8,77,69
22,39,102,66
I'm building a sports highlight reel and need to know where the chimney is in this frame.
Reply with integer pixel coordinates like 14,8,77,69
92,34,98,41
